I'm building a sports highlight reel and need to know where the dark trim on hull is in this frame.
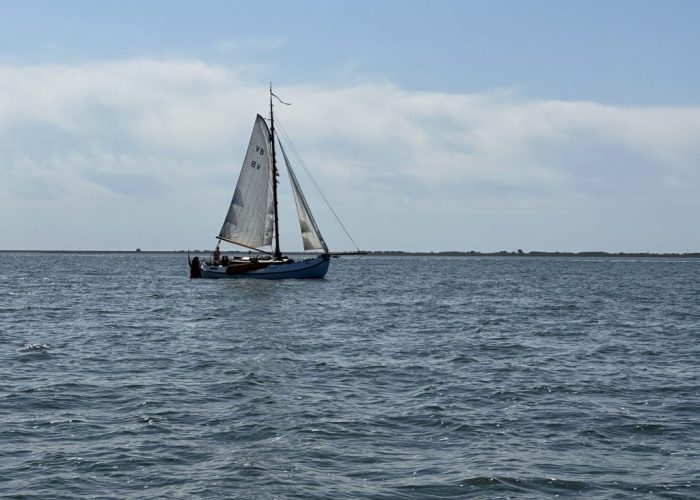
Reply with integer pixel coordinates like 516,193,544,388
201,255,330,280
247,257,328,277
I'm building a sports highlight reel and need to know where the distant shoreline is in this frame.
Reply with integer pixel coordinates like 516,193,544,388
367,250,700,258
1,249,699,258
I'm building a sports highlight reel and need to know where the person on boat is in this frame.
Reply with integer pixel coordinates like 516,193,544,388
189,256,201,278
212,245,221,264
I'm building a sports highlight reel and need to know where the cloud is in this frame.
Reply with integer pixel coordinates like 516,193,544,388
280,85,700,195
1,58,699,250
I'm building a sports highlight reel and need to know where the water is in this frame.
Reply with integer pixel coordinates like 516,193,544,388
1,253,698,498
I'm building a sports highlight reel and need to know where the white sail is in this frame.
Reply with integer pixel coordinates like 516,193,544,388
218,115,274,249
278,141,329,252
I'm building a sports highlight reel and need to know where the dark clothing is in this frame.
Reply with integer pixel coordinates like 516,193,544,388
190,256,202,278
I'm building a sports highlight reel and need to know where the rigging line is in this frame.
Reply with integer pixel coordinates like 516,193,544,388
275,117,361,252
275,120,359,251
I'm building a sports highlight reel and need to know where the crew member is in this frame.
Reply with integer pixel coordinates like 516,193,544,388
189,256,201,278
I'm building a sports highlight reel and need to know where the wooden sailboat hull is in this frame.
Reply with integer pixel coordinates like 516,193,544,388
199,254,330,280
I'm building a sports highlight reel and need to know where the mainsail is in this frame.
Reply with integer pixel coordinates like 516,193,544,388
218,115,275,249
278,141,329,252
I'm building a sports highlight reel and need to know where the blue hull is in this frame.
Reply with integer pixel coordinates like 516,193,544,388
199,254,330,280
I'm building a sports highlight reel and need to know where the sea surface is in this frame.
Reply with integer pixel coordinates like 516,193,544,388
1,253,698,499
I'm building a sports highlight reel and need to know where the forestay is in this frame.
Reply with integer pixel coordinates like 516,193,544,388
218,115,275,249
279,142,329,252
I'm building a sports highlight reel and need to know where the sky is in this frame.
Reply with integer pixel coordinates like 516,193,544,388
1,0,699,252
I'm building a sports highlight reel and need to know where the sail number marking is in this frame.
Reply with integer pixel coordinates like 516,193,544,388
251,145,265,169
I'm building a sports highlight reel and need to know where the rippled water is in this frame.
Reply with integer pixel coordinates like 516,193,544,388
1,253,699,498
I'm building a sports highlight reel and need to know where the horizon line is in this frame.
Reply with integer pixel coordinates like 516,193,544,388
1,249,699,257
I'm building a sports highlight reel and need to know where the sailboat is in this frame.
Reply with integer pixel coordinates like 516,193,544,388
190,86,360,279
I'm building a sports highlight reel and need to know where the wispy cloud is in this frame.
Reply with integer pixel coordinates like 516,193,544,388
1,58,699,250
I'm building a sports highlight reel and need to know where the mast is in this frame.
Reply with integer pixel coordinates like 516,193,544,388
269,83,282,259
